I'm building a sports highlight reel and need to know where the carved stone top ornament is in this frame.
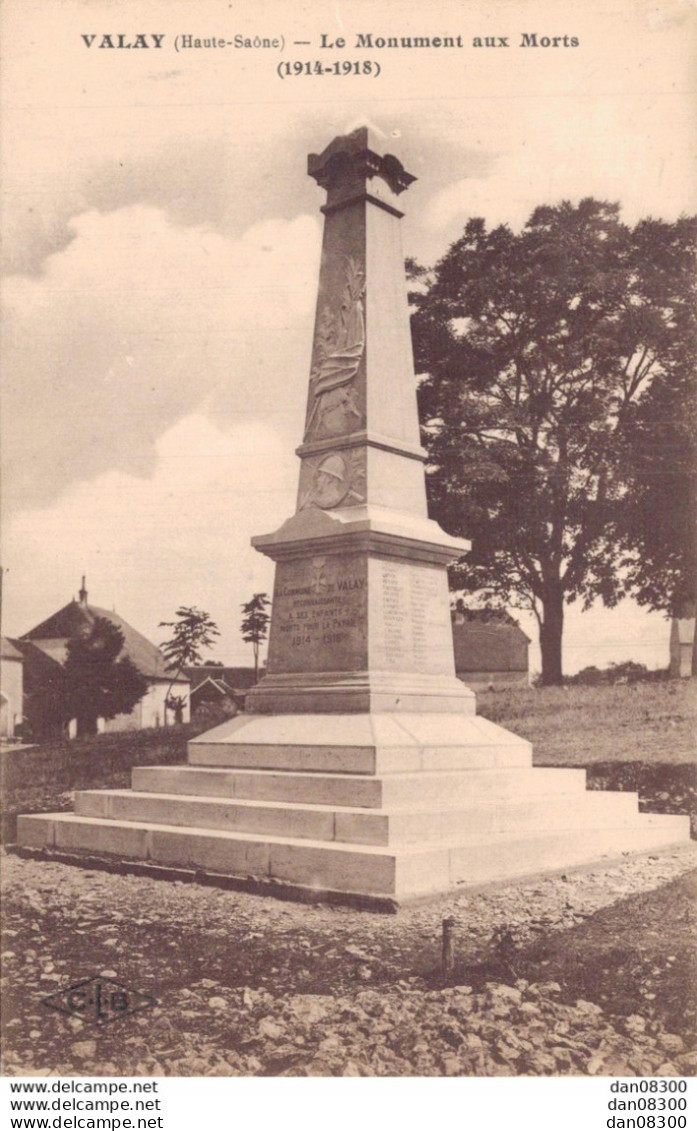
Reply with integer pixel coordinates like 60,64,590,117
308,126,417,198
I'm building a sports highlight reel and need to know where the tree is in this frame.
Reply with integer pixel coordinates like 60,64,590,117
63,617,148,736
240,593,271,681
159,607,220,722
410,202,696,684
612,216,697,624
617,365,697,614
615,364,697,675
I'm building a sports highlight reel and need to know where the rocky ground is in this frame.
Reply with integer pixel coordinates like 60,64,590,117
2,845,696,1078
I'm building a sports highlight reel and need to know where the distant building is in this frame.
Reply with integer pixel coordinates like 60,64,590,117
451,608,530,688
669,605,696,678
8,637,63,740
17,579,190,738
185,666,260,717
0,636,24,738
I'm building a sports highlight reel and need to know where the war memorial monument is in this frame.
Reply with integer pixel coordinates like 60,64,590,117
17,129,690,906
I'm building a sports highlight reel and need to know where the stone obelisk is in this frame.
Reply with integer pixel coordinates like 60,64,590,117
246,126,474,718
18,129,689,906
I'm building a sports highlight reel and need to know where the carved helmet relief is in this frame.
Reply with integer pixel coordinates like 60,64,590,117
306,257,366,438
299,450,366,511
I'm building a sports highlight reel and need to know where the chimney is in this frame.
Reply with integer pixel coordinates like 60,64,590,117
78,575,88,606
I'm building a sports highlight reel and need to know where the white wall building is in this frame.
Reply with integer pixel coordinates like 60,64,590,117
20,580,190,738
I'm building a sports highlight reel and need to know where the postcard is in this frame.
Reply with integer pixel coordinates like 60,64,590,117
2,0,695,1114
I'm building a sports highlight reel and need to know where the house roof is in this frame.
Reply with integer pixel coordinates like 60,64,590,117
451,607,530,634
9,638,64,684
190,675,236,699
21,600,187,683
1,636,23,661
185,666,259,691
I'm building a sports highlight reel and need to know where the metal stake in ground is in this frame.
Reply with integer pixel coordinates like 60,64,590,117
442,917,457,979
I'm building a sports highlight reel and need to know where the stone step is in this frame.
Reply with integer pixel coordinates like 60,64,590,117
382,791,646,846
385,767,587,807
187,712,532,775
445,820,692,891
131,764,588,809
188,740,532,775
16,811,690,900
73,787,644,847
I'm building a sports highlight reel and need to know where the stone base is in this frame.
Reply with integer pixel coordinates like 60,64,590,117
16,712,691,905
246,671,476,715
188,712,526,773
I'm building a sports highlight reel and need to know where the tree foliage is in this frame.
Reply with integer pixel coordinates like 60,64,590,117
63,617,148,736
159,606,220,722
410,201,696,683
615,367,697,618
240,593,271,681
160,607,220,672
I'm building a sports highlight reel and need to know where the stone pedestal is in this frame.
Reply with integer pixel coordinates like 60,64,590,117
16,128,691,905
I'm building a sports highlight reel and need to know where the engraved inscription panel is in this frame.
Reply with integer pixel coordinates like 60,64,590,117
267,553,368,674
369,559,454,675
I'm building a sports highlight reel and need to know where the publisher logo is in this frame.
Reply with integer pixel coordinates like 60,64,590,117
42,977,157,1025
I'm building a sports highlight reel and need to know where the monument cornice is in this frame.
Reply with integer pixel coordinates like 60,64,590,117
252,526,470,568
320,192,405,219
296,430,427,463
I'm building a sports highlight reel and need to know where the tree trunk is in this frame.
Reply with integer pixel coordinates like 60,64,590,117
539,586,564,686
76,714,98,737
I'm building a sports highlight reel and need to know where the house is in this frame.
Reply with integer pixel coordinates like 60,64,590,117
0,636,24,738
669,606,696,678
17,579,190,738
185,666,260,717
451,607,530,688
7,637,63,740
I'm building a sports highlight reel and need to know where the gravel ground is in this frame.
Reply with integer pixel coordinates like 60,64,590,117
2,845,696,1077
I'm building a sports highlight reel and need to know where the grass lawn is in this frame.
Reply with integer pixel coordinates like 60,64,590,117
477,680,696,766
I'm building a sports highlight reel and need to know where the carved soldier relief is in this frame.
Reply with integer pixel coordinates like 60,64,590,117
299,450,366,511
306,256,365,439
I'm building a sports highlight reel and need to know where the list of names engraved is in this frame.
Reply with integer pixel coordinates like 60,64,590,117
370,559,453,673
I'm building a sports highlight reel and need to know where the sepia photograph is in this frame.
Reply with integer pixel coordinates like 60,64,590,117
1,0,695,1104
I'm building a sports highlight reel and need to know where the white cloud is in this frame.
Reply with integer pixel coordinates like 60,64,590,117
4,414,297,664
3,205,320,510
6,203,319,336
425,93,696,235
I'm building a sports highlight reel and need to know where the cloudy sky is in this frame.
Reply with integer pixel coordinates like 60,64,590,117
2,0,695,671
